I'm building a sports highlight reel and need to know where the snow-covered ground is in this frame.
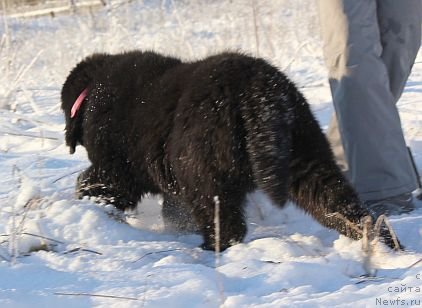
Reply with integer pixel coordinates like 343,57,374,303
0,1,421,307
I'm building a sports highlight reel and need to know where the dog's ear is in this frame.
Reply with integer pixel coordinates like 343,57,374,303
61,53,109,154
65,117,81,154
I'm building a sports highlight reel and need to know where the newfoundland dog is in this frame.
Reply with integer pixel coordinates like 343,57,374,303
61,51,397,250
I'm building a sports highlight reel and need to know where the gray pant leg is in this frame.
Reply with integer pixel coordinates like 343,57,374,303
377,0,422,101
326,114,348,171
326,0,422,175
317,0,420,200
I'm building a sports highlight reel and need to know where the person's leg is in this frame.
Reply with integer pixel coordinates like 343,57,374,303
377,0,421,102
326,114,348,172
317,0,418,202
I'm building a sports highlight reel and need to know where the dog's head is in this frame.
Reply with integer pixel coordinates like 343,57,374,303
61,53,109,154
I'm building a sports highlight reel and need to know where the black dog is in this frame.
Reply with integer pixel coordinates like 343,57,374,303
61,51,397,250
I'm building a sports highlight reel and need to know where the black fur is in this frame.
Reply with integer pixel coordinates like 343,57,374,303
61,51,396,250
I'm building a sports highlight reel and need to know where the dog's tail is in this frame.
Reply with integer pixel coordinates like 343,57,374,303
241,70,367,241
287,89,369,239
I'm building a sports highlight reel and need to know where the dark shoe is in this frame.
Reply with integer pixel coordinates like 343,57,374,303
364,192,415,218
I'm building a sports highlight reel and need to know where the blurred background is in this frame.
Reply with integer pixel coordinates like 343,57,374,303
0,0,324,110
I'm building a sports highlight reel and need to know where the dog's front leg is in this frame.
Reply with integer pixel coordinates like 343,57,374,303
76,165,138,210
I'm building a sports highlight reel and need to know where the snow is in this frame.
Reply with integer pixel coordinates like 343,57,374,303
0,1,421,307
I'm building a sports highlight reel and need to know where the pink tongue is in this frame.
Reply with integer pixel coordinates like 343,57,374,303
71,88,89,118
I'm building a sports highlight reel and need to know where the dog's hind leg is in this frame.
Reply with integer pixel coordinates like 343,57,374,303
162,194,199,233
190,190,247,251
76,165,138,210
